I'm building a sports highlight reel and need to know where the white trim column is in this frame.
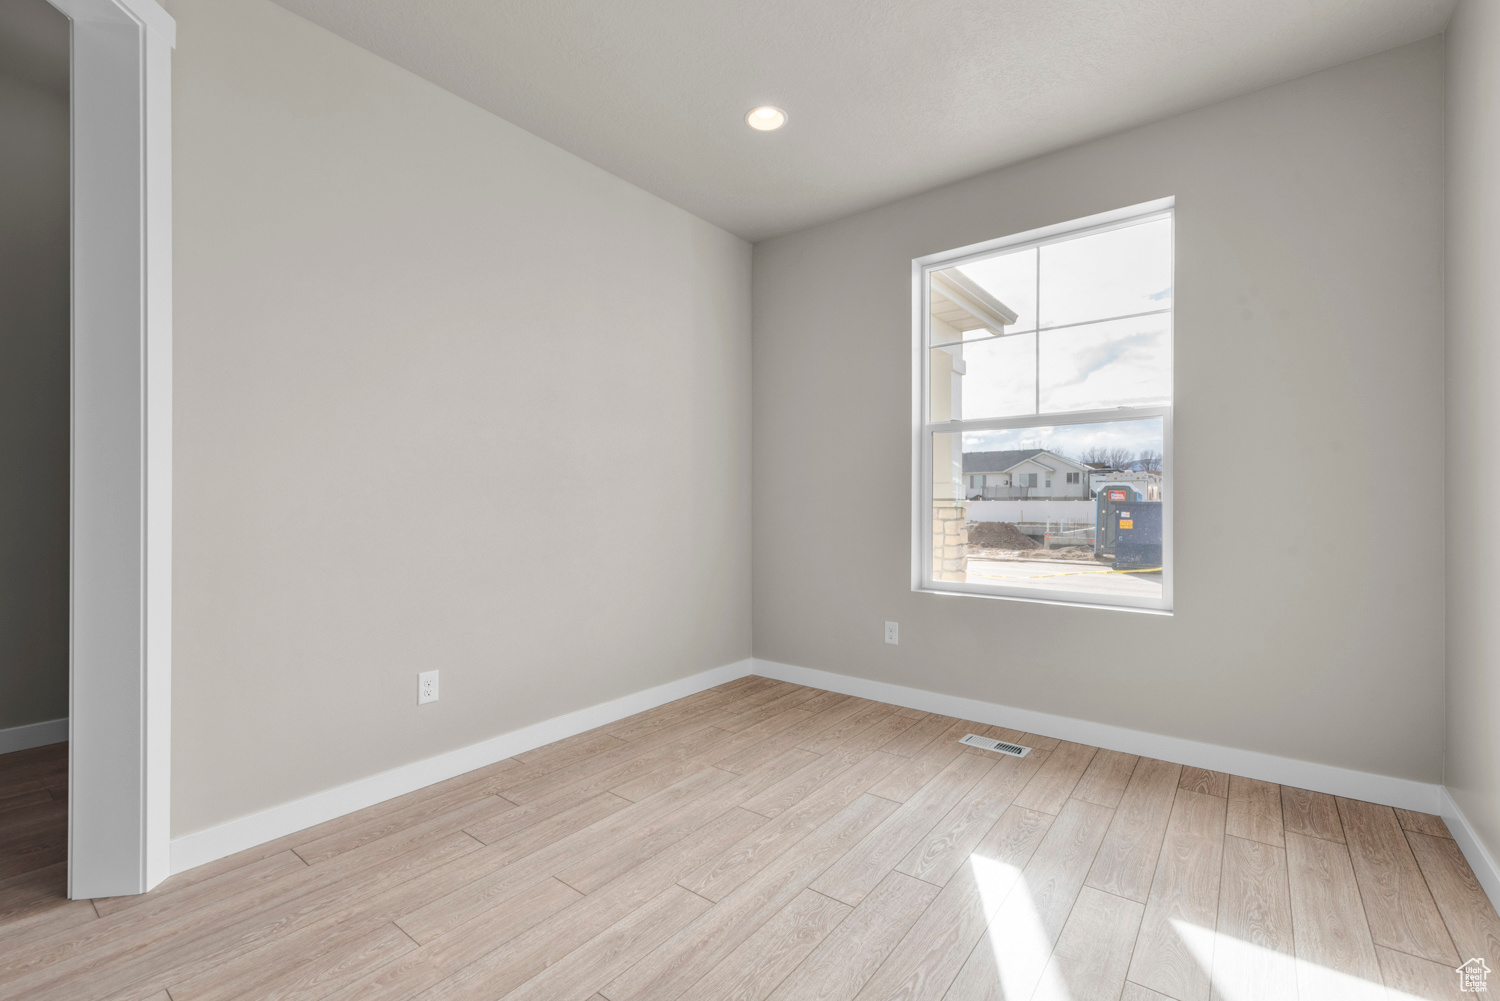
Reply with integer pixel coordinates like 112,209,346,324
49,0,175,899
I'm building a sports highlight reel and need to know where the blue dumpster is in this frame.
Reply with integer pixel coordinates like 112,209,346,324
1112,501,1162,571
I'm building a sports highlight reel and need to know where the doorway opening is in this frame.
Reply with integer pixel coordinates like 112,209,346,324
0,0,71,896
1,0,174,900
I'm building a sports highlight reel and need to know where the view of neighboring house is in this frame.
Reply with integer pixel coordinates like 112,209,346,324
964,450,1164,503
964,449,1092,499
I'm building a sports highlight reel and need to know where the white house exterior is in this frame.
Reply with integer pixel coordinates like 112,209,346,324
963,449,1092,500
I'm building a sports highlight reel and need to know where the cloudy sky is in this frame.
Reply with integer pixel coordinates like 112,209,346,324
952,215,1172,334
958,417,1163,462
937,214,1173,423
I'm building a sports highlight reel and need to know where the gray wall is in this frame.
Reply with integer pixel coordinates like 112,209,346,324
1446,0,1500,865
752,39,1446,782
0,0,69,733
163,0,751,837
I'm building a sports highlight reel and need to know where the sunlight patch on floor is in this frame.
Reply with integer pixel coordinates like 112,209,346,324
958,857,1456,1001
971,854,1074,1001
1173,920,1439,1001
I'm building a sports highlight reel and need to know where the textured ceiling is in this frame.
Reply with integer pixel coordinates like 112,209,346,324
269,0,1454,241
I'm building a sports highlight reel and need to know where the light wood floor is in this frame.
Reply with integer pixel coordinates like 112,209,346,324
2,676,1497,1001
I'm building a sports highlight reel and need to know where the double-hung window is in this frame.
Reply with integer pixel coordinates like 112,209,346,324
915,199,1173,611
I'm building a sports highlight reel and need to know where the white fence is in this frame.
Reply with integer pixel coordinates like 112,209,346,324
965,500,1097,524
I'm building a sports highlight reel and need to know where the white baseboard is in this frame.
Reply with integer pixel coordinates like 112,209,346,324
169,658,756,874
168,655,1500,916
1441,788,1500,911
0,718,68,755
752,659,1444,814
755,659,1500,912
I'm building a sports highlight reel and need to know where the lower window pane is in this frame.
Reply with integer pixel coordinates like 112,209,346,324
931,418,1165,600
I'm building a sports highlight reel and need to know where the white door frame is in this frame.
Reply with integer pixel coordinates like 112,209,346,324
47,0,175,898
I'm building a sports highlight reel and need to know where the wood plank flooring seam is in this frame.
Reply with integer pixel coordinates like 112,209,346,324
554,872,589,896
1375,939,1474,968
399,774,750,943
677,884,719,907
1404,827,1500,967
1284,829,1384,1000
1284,829,1349,846
887,797,1100,1001
663,887,853,1001
1215,834,1295,1001
9,814,501,1000
1394,808,1453,841
1336,796,1458,967
100,833,486,1001
1125,786,1226,1001
806,885,855,907
1404,826,1460,963
602,794,898,1001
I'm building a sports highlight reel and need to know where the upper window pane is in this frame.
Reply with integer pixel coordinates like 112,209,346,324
951,247,1037,335
930,334,1036,422
1038,313,1172,413
1038,216,1172,329
928,212,1173,422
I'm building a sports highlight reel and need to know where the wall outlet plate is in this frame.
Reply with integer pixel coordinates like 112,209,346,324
884,621,899,645
418,670,439,705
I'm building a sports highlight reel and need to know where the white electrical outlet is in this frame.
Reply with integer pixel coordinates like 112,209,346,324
884,621,899,645
418,670,439,705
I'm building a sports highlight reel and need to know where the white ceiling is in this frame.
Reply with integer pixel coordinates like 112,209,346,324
269,0,1454,241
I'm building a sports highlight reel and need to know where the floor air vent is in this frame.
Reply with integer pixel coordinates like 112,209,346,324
959,734,1031,757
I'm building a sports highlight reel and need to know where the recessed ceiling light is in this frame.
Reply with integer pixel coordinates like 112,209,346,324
746,106,787,131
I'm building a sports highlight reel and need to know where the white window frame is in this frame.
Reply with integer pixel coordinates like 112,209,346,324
911,197,1174,613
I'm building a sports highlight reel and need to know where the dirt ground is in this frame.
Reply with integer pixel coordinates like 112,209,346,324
965,521,1039,549
966,521,1108,565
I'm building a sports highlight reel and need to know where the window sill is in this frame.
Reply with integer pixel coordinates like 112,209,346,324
913,582,1173,616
